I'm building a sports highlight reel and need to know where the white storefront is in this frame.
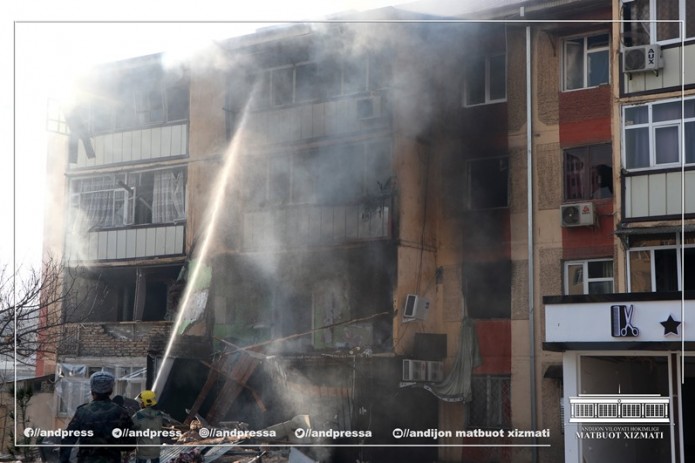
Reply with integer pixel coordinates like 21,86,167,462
545,294,695,463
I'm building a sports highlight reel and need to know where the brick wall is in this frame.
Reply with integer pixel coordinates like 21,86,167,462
58,321,172,357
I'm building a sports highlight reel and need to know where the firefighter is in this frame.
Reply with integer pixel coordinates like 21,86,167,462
60,370,135,463
131,390,163,463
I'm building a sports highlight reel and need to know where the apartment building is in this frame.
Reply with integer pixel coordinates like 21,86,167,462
541,0,695,462
37,1,695,462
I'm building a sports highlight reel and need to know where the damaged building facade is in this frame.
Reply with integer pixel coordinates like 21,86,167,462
35,1,694,462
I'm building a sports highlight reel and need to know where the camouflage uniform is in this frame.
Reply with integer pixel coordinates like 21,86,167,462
59,398,135,463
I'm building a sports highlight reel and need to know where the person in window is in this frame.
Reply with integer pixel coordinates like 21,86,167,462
60,371,135,463
131,390,163,463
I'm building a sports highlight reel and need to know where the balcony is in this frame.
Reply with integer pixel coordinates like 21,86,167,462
65,222,185,262
623,168,695,219
243,203,390,251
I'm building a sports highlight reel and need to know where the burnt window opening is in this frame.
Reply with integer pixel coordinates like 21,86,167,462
467,156,509,210
563,144,613,201
64,265,184,323
463,261,511,319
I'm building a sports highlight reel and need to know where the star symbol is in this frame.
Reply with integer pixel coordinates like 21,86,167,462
660,315,681,336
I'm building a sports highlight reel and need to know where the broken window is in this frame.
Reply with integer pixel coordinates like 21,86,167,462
56,364,145,416
64,265,183,323
467,156,509,210
70,167,185,230
463,261,511,319
312,279,350,349
84,65,189,135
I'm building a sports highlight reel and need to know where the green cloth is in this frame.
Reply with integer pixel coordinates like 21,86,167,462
132,407,164,459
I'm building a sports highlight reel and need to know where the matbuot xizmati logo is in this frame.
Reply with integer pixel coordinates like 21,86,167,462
569,394,670,424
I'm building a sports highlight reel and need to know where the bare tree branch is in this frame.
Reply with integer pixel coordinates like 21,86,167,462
0,255,100,367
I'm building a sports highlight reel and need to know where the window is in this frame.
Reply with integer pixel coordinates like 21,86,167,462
628,233,695,292
249,55,384,109
242,140,392,208
563,33,609,91
468,375,511,429
625,0,695,44
56,364,145,416
468,156,509,209
624,98,695,170
64,265,183,323
564,144,613,201
70,168,186,230
463,261,511,319
564,259,614,295
463,53,507,106
86,71,189,135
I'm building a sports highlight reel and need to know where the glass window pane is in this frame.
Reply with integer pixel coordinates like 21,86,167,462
465,56,485,105
686,100,695,118
295,63,318,102
625,127,650,168
587,50,609,87
564,39,584,90
686,122,695,164
656,0,680,41
688,0,695,39
272,67,293,106
654,249,678,291
653,101,681,121
567,264,584,295
629,250,652,292
588,260,613,278
625,106,649,125
590,144,613,199
489,54,506,100
587,33,609,49
588,281,613,294
654,125,679,164
564,148,587,200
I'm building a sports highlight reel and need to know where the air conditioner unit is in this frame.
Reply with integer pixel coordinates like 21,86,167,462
561,202,596,227
402,294,430,321
402,359,428,381
623,44,663,73
427,361,444,382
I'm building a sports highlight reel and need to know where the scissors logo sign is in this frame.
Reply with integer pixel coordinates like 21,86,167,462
611,304,639,337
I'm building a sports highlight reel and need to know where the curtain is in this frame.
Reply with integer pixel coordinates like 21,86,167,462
152,170,185,223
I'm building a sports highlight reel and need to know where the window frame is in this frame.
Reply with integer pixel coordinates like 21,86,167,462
563,143,613,202
466,155,510,210
623,97,695,171
561,32,610,92
628,0,694,45
564,259,615,295
69,167,186,230
462,52,507,107
627,233,695,292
